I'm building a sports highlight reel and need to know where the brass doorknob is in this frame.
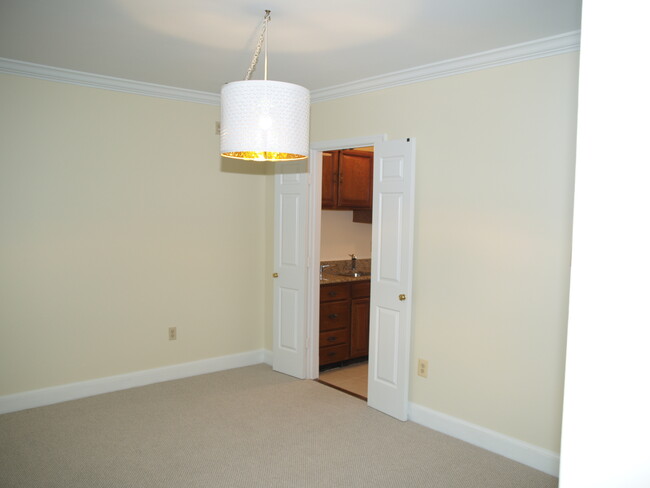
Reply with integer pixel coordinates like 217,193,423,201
399,294,406,301
272,273,279,278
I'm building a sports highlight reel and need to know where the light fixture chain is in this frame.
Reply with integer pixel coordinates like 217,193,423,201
244,10,271,81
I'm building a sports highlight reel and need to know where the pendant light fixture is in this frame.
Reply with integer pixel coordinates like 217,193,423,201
220,10,310,162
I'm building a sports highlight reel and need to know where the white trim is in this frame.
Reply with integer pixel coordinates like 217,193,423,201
409,402,560,477
311,134,387,152
311,30,581,103
2,31,579,106
0,350,265,414
0,349,559,474
306,149,322,380
306,148,325,381
263,349,273,365
0,57,219,105
307,135,387,381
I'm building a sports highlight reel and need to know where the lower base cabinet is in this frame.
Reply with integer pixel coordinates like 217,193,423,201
320,280,370,366
350,297,370,358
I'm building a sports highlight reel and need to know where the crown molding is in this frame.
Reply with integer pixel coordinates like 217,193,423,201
310,30,581,103
0,57,220,105
1,30,579,106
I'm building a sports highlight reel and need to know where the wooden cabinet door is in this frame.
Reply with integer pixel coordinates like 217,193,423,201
321,151,339,209
350,297,370,358
337,150,373,209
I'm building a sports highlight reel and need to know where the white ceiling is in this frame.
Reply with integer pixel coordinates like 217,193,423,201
0,0,582,95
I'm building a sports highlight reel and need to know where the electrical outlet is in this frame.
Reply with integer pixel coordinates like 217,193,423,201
168,327,177,341
417,358,428,378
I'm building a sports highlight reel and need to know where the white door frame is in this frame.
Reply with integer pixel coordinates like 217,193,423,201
306,135,388,379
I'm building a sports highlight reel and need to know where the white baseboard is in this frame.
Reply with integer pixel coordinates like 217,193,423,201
0,349,266,414
2,353,558,477
409,402,560,477
263,349,273,365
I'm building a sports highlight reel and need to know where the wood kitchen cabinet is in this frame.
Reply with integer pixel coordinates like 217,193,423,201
321,151,339,208
319,283,350,366
321,150,373,210
319,280,370,366
350,281,370,358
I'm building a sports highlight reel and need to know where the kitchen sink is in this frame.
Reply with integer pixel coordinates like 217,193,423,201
337,271,371,278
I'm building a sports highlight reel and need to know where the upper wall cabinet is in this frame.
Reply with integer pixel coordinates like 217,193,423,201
322,150,373,210
321,151,339,209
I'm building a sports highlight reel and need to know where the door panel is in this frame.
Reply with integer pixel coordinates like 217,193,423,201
368,139,416,421
278,288,298,350
377,192,403,282
273,166,308,378
279,192,300,266
375,306,399,385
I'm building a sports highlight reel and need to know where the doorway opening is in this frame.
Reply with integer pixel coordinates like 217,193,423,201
318,361,368,400
276,134,415,420
314,146,374,400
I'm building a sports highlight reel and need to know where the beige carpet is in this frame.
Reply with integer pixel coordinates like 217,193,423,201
0,364,558,488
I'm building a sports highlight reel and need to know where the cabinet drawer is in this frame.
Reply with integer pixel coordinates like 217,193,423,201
319,344,349,365
319,328,349,347
351,280,370,298
320,283,350,302
319,301,350,331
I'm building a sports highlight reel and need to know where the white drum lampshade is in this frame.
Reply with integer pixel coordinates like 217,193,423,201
220,80,310,161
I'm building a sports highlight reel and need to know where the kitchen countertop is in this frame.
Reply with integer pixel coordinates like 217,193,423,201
320,259,371,284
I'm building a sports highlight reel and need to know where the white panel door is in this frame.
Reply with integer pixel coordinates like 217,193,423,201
367,138,416,420
273,163,308,378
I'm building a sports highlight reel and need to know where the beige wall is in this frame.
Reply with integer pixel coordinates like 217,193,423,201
0,74,267,395
307,53,579,452
320,210,372,261
2,50,578,454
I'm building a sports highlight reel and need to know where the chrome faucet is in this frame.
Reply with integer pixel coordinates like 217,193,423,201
319,264,331,280
349,254,357,271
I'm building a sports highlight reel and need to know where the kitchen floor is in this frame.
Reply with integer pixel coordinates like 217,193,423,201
318,362,368,400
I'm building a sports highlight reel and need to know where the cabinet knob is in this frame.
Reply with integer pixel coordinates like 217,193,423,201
328,313,338,320
272,273,278,278
399,294,406,301
327,336,337,342
328,291,337,297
